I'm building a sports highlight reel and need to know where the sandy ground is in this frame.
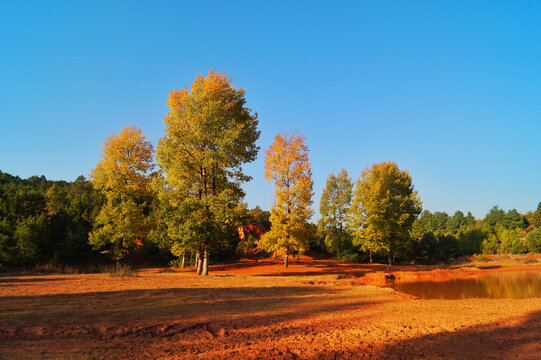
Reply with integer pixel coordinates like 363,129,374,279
0,258,540,359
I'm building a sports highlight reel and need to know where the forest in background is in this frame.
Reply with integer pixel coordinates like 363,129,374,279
1,168,540,271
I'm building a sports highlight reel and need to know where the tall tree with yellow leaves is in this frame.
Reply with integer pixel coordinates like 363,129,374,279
259,132,313,268
350,161,421,265
89,125,154,269
155,70,259,275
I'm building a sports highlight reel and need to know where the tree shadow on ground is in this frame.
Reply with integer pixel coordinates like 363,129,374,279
0,285,381,329
312,309,541,360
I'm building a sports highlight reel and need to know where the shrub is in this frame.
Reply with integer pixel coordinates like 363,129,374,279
106,263,137,277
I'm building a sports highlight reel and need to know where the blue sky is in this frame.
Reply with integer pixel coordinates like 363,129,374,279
1,1,540,219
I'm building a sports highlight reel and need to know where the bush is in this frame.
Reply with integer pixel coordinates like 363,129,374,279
475,254,490,262
106,263,137,277
169,258,186,269
32,263,62,273
336,249,360,263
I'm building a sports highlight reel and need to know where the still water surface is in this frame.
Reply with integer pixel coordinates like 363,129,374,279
390,271,541,299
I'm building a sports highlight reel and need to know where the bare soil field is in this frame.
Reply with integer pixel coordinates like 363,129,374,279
1,257,540,359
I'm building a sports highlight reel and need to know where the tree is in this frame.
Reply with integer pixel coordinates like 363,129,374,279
482,206,526,231
446,210,465,234
318,169,353,255
529,202,541,227
155,70,259,275
259,132,313,268
350,161,421,265
89,125,154,269
526,227,541,252
245,206,271,232
411,210,433,239
482,205,506,229
464,211,477,229
431,211,450,234
498,228,527,254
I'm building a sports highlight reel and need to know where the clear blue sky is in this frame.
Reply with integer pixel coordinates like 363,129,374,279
1,1,540,219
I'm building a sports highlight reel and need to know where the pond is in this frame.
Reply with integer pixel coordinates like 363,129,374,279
390,271,541,299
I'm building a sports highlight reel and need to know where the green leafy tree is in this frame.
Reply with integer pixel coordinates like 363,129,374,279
498,228,527,254
350,161,422,265
456,228,485,255
155,70,259,275
259,132,313,268
526,227,541,252
531,202,541,227
318,169,353,256
89,125,155,269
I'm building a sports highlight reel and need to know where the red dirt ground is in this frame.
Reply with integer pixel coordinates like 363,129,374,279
1,257,540,359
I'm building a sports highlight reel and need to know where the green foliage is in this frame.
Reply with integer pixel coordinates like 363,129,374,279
526,227,541,252
350,161,422,262
259,132,313,258
530,202,541,227
237,234,258,256
89,126,155,263
0,171,103,268
482,206,527,231
318,169,353,254
245,206,271,232
409,232,460,262
481,228,527,255
456,228,485,254
498,228,528,254
481,234,500,255
446,210,465,234
155,71,259,265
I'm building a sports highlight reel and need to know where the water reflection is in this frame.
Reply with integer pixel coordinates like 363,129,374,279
390,271,541,299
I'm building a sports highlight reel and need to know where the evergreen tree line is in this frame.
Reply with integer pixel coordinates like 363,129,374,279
0,172,103,268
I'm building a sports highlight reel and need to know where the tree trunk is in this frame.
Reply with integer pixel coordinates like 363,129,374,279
284,250,289,268
202,250,209,276
181,252,185,268
196,251,202,275
115,260,120,272
387,251,392,266
369,250,373,264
